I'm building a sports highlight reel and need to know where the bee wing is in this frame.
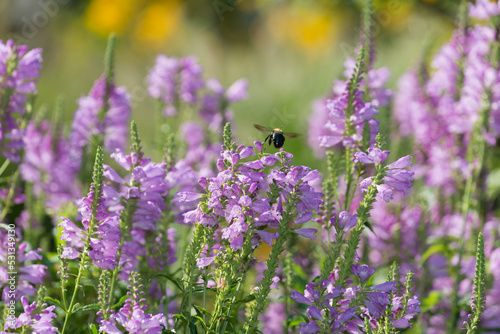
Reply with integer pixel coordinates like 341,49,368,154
282,132,300,138
254,124,273,133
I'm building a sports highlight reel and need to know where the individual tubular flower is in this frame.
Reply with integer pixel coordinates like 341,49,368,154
69,75,131,159
146,55,204,117
20,120,81,214
99,272,167,334
0,228,47,303
3,296,57,333
0,39,42,162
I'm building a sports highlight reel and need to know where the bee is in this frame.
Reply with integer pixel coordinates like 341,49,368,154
254,124,299,149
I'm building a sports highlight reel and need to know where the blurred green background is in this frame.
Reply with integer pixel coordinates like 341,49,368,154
0,0,459,168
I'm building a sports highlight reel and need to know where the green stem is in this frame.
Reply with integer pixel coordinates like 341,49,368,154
0,171,20,221
343,147,353,211
448,166,474,333
243,198,295,334
0,159,10,177
176,223,209,330
61,246,90,333
220,270,247,334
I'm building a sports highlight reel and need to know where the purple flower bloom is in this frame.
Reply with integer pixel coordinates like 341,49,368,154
295,228,318,240
469,0,500,20
0,40,42,162
308,55,391,157
4,296,57,332
103,148,176,278
0,230,47,304
197,256,216,269
147,55,204,117
260,301,286,334
293,264,420,332
70,76,131,160
359,155,414,203
226,78,248,102
59,182,121,270
99,298,167,333
20,120,81,213
351,264,376,283
299,321,321,334
354,147,390,165
335,211,358,231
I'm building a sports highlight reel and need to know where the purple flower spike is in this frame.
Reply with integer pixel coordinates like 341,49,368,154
359,154,414,203
147,55,204,115
469,0,500,20
70,76,131,158
0,40,42,162
5,296,57,332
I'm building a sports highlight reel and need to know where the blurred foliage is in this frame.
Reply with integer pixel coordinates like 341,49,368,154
0,0,460,167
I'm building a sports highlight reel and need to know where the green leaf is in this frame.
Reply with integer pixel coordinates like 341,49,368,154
234,294,256,305
74,304,100,314
420,291,442,312
291,308,310,323
192,287,217,294
189,319,198,334
421,245,447,264
44,296,64,311
193,305,211,317
111,294,129,309
193,315,208,331
150,273,184,292
88,323,98,334
288,318,306,328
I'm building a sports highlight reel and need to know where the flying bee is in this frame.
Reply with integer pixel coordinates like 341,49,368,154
253,124,299,149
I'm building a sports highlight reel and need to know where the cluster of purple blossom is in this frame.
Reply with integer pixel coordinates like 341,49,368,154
3,0,500,332
0,40,42,163
292,263,420,333
182,143,322,254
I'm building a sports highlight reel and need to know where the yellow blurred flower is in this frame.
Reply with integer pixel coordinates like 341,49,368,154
85,0,141,36
132,0,183,47
254,241,272,262
373,0,413,31
267,5,341,55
